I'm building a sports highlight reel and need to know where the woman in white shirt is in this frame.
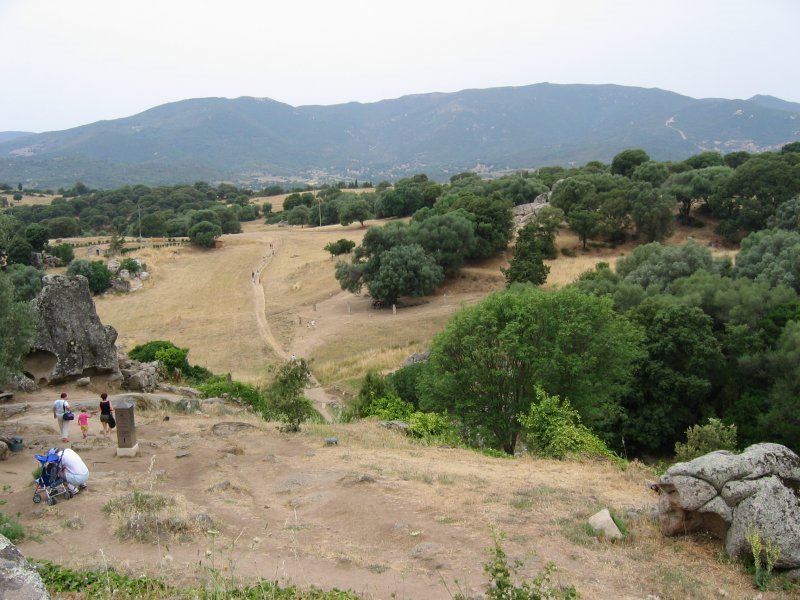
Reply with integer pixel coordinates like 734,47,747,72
51,447,89,494
52,392,71,442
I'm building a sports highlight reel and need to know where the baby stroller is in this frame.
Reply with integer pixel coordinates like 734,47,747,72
32,449,73,505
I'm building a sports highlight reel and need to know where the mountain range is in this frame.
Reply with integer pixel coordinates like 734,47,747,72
1,83,799,189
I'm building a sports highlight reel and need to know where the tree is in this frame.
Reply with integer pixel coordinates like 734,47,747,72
758,321,800,450
338,198,371,227
621,297,725,453
49,243,74,266
449,192,513,259
410,212,476,276
366,244,443,305
324,239,356,257
287,205,312,227
502,222,550,287
550,178,597,215
420,286,644,453
24,223,49,252
734,229,800,293
629,183,675,242
631,161,670,187
266,359,315,432
611,149,650,178
767,197,800,231
616,241,714,292
0,271,36,385
139,213,167,237
45,217,80,239
567,209,600,250
6,237,33,266
5,264,43,301
66,259,113,294
188,221,222,248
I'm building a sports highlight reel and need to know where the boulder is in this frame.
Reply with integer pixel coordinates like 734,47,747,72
76,377,91,387
118,355,161,392
25,275,119,383
0,533,51,599
5,374,38,393
0,441,7,461
588,508,623,540
0,403,29,420
656,443,800,568
402,351,430,367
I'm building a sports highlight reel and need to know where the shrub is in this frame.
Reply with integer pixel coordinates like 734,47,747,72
5,264,43,301
154,346,190,376
324,239,356,256
387,362,427,408
0,511,24,543
518,387,619,462
408,411,460,444
66,259,113,294
362,392,414,421
674,418,738,463
198,376,269,413
454,531,578,600
49,243,74,266
128,340,176,363
265,359,315,431
119,257,141,274
354,371,395,418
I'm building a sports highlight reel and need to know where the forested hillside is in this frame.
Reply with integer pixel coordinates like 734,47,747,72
1,83,798,188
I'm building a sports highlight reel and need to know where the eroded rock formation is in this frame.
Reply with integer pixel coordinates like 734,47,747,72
656,443,800,568
25,275,119,383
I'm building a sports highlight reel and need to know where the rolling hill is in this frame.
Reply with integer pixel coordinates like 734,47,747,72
1,83,799,189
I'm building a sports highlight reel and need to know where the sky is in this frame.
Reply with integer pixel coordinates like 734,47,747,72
1,0,798,132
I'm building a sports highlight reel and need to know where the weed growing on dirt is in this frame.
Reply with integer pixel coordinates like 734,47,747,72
0,511,25,543
454,531,578,599
35,559,362,599
745,522,781,591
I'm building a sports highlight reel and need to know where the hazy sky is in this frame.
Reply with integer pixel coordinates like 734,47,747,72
1,0,797,132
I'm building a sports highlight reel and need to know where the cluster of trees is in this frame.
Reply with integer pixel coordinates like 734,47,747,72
370,232,800,457
333,184,514,304
4,181,256,242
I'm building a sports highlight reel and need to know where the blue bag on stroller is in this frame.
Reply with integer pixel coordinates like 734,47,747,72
32,449,73,505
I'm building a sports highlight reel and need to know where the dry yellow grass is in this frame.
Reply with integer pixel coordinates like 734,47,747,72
3,192,58,206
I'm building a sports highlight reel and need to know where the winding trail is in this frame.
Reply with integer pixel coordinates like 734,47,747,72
665,115,688,140
251,238,335,422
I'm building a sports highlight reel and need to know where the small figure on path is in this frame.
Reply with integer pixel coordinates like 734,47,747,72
53,392,71,442
78,409,91,439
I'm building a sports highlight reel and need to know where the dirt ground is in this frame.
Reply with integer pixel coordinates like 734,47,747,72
1,216,767,599
1,388,765,600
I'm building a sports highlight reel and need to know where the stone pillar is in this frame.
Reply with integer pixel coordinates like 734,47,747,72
115,399,139,457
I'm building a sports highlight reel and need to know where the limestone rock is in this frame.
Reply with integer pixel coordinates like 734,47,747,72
402,352,430,367
656,443,800,569
0,533,51,599
5,374,38,393
76,377,91,387
0,441,7,461
26,275,118,383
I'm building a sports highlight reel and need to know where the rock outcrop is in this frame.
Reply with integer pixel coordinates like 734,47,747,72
0,533,51,599
25,275,119,384
656,443,800,568
118,355,161,392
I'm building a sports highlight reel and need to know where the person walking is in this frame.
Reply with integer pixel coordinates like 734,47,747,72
98,392,114,439
78,409,91,439
53,392,71,442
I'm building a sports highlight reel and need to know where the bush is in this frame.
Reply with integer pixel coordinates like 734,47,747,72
5,264,43,301
362,392,414,421
354,371,395,418
66,259,113,294
0,511,25,543
387,362,427,408
265,359,315,431
518,387,619,462
119,257,141,274
188,220,222,248
49,243,74,266
128,340,176,363
154,346,190,376
408,411,460,444
198,376,271,413
324,239,356,256
674,418,738,463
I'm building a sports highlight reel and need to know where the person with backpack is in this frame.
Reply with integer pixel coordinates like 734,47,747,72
53,392,72,442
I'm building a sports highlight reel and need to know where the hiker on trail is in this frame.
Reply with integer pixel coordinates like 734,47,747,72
53,392,71,442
